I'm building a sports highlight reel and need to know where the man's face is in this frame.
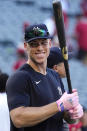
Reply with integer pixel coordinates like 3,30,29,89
53,62,66,78
25,38,51,64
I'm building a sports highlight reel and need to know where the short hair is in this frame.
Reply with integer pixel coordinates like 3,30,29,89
0,73,9,93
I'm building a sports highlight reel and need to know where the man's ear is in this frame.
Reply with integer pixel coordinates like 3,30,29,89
53,65,58,71
24,42,27,49
49,39,52,48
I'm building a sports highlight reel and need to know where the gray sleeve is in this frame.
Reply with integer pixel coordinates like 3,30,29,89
63,119,69,131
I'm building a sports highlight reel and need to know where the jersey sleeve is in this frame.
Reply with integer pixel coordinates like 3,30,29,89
6,71,31,111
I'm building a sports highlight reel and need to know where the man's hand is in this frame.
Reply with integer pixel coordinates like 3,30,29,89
69,104,84,119
63,104,83,124
63,111,76,124
56,91,79,112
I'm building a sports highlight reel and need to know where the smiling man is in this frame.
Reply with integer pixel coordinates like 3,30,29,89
6,24,83,131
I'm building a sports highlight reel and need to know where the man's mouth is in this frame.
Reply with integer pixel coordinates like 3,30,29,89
35,52,45,57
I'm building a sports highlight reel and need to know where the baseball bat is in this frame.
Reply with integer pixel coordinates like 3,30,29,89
53,0,72,93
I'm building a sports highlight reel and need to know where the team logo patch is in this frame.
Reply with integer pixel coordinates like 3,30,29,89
57,86,62,96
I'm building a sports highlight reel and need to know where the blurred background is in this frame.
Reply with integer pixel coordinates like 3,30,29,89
0,0,87,108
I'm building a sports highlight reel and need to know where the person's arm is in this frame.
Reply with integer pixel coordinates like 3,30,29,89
10,91,79,128
10,102,58,128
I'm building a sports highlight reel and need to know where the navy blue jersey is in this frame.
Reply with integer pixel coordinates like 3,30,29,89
6,64,66,131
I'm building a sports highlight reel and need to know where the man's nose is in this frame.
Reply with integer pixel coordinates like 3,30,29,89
37,42,43,47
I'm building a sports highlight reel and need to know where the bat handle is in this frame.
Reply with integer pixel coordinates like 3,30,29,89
64,60,72,93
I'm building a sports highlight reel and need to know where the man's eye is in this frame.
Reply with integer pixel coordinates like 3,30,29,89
42,42,48,45
30,42,38,47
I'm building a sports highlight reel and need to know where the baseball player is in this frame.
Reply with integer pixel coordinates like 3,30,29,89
6,24,83,131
